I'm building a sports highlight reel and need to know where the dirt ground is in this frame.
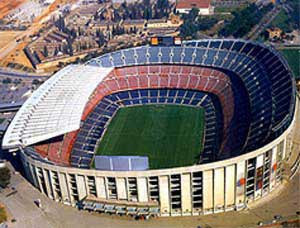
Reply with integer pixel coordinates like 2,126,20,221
0,0,78,70
0,32,33,69
1,42,33,69
0,0,27,19
0,31,22,49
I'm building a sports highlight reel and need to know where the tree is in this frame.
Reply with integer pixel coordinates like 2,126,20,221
43,45,48,57
2,78,12,84
179,8,200,39
97,30,105,47
197,17,218,31
56,15,66,32
58,62,65,68
0,167,11,188
71,28,77,39
62,44,68,54
32,79,41,85
157,0,169,17
219,3,273,38
67,39,73,56
96,28,101,37
133,26,137,34
54,47,59,56
13,78,22,85
143,0,152,19
143,7,152,20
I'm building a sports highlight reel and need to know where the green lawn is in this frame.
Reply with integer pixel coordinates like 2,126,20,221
271,10,291,33
215,5,247,13
279,48,300,79
95,105,205,169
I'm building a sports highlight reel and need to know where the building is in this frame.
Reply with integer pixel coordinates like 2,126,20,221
146,16,183,29
88,20,121,36
147,27,179,36
170,14,181,24
176,0,214,15
267,27,282,39
146,18,169,29
122,19,146,33
146,17,183,36
2,39,296,217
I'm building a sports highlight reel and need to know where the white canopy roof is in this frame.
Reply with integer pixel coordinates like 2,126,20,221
2,64,113,149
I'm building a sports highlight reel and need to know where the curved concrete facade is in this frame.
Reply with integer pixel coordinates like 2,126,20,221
19,99,296,217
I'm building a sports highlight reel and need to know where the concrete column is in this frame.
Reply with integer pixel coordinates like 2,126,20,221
42,169,53,199
270,146,277,190
159,176,170,215
181,173,192,215
84,175,89,196
255,154,264,199
58,173,70,203
95,176,107,199
76,175,87,201
34,167,44,194
65,173,75,205
29,164,39,189
137,177,148,202
225,165,235,210
49,171,59,201
235,161,246,208
214,168,224,212
282,138,287,159
23,161,33,184
203,170,213,213
116,177,127,200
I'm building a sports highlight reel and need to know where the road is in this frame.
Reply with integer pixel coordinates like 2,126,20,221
0,27,34,61
245,5,281,40
0,102,23,113
0,40,19,61
0,68,49,79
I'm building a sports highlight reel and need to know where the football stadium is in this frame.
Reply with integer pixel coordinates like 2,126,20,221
2,38,297,217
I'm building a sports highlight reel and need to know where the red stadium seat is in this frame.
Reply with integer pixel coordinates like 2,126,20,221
178,75,189,88
117,77,129,90
138,75,149,88
149,75,159,87
159,76,169,87
128,76,139,88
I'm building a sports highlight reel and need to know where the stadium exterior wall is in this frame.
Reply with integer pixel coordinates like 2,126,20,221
18,99,297,217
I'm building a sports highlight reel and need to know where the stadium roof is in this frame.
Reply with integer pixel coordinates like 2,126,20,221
2,65,113,149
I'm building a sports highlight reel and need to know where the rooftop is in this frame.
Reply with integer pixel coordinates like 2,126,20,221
91,20,120,26
123,19,145,25
176,0,211,9
147,18,167,24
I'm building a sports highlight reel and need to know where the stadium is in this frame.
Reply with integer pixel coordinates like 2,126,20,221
2,38,297,217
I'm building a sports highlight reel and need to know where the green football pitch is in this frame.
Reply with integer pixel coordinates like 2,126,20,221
95,104,205,169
